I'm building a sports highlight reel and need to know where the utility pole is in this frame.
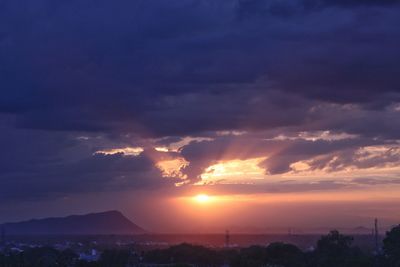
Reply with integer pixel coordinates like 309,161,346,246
374,218,379,254
374,218,380,267
225,230,230,248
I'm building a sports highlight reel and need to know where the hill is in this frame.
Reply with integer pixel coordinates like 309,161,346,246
0,210,145,235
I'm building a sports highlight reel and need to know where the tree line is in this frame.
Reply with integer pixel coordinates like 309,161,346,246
1,225,400,267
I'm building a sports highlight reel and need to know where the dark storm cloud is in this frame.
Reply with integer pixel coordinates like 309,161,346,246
237,0,400,18
306,0,400,8
0,148,178,202
0,120,179,202
0,0,399,137
0,0,400,203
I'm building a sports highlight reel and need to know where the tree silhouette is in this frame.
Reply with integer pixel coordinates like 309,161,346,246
265,242,305,267
383,225,400,267
312,230,371,267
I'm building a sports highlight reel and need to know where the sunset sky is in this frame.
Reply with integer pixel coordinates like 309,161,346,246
1,0,400,232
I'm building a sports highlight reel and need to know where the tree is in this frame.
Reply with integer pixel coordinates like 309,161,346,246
99,249,130,267
265,242,305,267
383,225,400,267
312,230,372,267
21,247,60,267
144,243,222,266
231,245,267,267
317,230,353,254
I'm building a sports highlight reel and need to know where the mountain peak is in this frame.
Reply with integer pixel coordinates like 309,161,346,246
1,211,145,235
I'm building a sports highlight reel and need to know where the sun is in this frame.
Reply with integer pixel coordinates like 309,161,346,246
194,194,210,203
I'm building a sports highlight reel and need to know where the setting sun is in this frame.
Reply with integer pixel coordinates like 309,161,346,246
194,194,211,203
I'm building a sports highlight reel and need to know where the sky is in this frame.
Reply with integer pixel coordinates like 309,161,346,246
1,0,400,233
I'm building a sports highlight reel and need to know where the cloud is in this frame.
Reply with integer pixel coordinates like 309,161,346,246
351,177,400,185
0,0,398,138
0,121,182,202
0,150,180,202
0,0,399,203
182,180,350,195
305,0,400,8
179,133,399,178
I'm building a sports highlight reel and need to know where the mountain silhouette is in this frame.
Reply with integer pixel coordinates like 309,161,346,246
1,210,145,235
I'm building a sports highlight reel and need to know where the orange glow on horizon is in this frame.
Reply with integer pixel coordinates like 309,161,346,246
178,184,400,207
162,184,400,231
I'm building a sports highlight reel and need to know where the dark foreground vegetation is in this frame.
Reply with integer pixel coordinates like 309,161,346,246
1,225,400,267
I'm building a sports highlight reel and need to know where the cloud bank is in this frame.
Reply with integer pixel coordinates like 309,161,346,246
0,0,399,203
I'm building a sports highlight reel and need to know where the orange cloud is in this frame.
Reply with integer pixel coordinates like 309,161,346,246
199,157,266,184
156,157,189,180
